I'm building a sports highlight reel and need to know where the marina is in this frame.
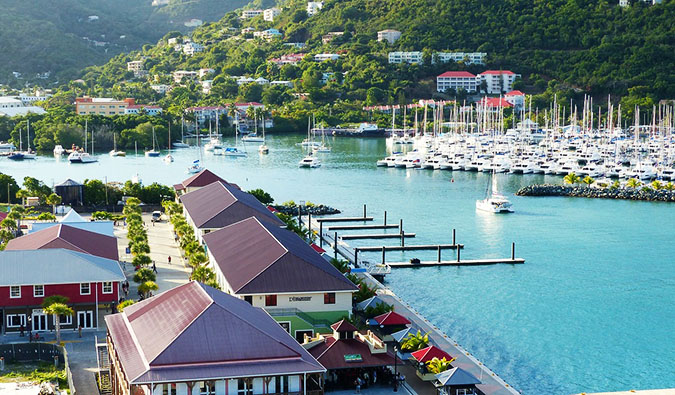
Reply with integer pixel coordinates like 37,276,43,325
1,134,673,394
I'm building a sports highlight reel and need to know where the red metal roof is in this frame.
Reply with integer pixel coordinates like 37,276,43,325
105,281,325,384
307,335,394,370
5,224,119,261
373,311,411,326
411,345,453,363
311,243,326,254
479,97,513,108
202,217,358,295
180,181,283,229
175,169,229,190
479,70,515,75
438,71,476,78
505,90,524,96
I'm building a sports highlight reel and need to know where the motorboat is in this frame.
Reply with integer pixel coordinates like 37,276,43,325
0,142,16,152
241,133,265,143
299,154,321,168
172,141,190,148
53,145,66,156
187,160,204,174
377,153,401,167
69,151,98,163
204,137,223,151
223,147,247,157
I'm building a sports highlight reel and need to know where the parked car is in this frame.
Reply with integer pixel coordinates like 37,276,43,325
151,211,162,222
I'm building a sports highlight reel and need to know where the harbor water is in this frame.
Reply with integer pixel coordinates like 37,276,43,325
1,134,674,394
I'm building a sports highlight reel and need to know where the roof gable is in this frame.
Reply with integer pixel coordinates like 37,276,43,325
60,209,86,222
178,169,228,189
438,71,476,78
436,367,481,386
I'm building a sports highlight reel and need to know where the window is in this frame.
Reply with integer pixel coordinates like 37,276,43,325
324,292,336,304
10,286,21,298
237,379,252,395
102,282,113,294
33,285,44,297
80,283,91,295
59,314,72,325
275,376,289,394
265,294,277,306
199,381,216,395
162,384,177,395
244,295,253,305
7,314,26,328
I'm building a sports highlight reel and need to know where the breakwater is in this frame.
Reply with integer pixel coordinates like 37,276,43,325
272,204,341,216
516,184,675,202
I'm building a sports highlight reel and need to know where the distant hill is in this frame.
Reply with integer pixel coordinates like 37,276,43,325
0,0,250,85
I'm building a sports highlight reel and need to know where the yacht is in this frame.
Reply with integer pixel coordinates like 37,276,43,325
204,137,223,151
172,141,190,148
298,154,321,168
0,142,15,152
377,153,402,167
223,147,248,157
68,151,98,163
109,134,126,157
145,127,161,157
258,144,269,155
241,133,265,143
53,145,66,156
187,160,204,174
476,171,514,213
163,154,174,163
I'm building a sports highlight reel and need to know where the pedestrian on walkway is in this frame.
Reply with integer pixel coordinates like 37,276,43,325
168,256,171,265
78,325,82,338
354,377,361,394
152,261,157,273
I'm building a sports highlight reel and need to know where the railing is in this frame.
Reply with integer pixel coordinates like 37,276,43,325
265,308,333,328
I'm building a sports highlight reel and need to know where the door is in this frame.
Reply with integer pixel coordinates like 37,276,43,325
32,314,48,332
77,311,94,329
295,330,313,343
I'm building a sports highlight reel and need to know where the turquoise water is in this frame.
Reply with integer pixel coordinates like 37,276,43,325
2,134,674,394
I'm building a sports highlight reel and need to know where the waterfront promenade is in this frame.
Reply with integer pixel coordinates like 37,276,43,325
315,222,521,395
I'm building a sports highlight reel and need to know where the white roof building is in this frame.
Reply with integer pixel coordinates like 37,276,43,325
388,51,423,64
264,8,281,21
241,9,264,19
377,29,401,45
307,1,323,16
314,53,340,62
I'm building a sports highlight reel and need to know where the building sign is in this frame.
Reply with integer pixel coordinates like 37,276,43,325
289,296,312,302
344,354,363,362
32,309,44,315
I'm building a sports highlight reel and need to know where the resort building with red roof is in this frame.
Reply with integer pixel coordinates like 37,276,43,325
104,281,326,395
202,217,358,342
478,70,520,95
436,71,478,93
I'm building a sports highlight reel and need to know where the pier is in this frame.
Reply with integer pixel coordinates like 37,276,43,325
387,258,525,267
326,224,399,230
341,232,416,240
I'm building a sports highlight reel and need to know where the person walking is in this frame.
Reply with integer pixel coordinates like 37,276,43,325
167,256,171,265
152,261,157,273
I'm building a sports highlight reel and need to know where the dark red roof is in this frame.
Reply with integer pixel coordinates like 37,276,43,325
307,335,394,370
5,224,119,261
180,182,283,229
438,71,476,78
311,243,326,254
505,90,524,96
411,345,453,363
331,319,358,332
174,169,229,191
202,217,358,295
105,281,325,384
373,311,411,326
479,97,513,108
480,70,515,75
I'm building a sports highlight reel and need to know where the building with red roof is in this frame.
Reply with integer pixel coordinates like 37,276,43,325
369,311,411,327
437,71,478,93
104,281,325,395
202,217,358,341
478,70,520,95
411,345,453,363
173,169,237,197
505,90,526,110
5,223,119,261
477,97,513,109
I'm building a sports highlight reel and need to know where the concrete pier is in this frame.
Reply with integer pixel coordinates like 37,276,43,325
326,224,400,230
387,258,525,267
341,232,416,240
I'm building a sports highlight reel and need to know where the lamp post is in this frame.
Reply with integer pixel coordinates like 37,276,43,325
393,345,398,392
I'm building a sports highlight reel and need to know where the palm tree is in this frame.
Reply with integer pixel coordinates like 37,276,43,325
329,258,350,274
626,178,642,189
190,265,216,283
651,180,663,190
42,295,73,343
245,105,256,132
401,330,430,352
188,251,208,270
130,241,150,256
581,176,595,187
138,281,159,299
426,357,457,374
15,189,29,206
132,254,152,268
563,172,581,185
46,193,62,215
609,180,621,190
37,212,56,222
664,182,675,191
133,268,156,284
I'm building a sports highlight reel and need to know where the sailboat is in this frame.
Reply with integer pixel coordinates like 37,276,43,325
476,170,513,213
20,120,36,159
163,123,174,163
300,117,320,147
173,116,190,148
258,115,269,154
109,133,126,156
187,123,204,173
298,151,321,168
69,120,98,163
224,114,247,157
145,127,160,157
8,128,26,160
242,109,265,143
313,123,331,153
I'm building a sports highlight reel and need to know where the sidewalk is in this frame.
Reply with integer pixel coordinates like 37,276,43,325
115,213,191,298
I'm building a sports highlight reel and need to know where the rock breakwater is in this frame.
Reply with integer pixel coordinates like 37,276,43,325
516,184,675,202
272,204,342,216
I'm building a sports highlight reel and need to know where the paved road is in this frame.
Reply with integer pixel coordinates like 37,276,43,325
65,333,106,395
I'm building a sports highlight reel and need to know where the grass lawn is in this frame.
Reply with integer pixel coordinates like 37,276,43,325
0,361,69,391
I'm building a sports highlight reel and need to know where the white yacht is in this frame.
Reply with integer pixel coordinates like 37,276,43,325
187,160,204,174
0,142,15,152
298,154,321,168
241,133,265,143
476,171,514,213
53,145,66,156
68,151,98,163
223,147,247,157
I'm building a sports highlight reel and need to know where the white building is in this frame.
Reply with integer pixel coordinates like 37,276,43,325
436,52,486,65
253,29,282,40
271,80,294,88
264,8,281,21
436,71,479,93
307,1,323,16
127,60,143,72
0,97,24,109
619,0,629,6
173,70,198,83
388,51,423,64
150,84,172,95
199,68,215,78
377,29,401,44
478,70,520,94
241,9,264,19
314,53,340,62
182,42,204,56
17,91,52,105
504,90,526,111
201,80,213,94
124,105,163,116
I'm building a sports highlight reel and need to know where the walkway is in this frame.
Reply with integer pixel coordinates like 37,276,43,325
115,212,191,298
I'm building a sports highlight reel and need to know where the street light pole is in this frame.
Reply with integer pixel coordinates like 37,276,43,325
393,346,398,392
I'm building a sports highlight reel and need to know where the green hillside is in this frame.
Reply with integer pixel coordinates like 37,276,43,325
0,0,250,85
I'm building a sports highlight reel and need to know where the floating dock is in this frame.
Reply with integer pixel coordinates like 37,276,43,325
387,258,525,267
355,244,463,252
326,224,399,230
341,233,416,240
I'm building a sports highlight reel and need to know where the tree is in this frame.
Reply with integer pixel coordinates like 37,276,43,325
626,178,642,189
401,331,430,352
0,173,20,204
42,295,73,343
651,180,663,190
329,258,350,274
363,302,393,318
247,188,274,205
563,172,581,185
130,241,150,256
353,281,376,303
426,357,456,374
664,182,675,191
46,193,62,214
133,267,156,284
37,212,56,222
137,281,159,299
16,189,29,206
132,254,152,268
188,251,208,269
190,265,216,283
581,176,595,187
